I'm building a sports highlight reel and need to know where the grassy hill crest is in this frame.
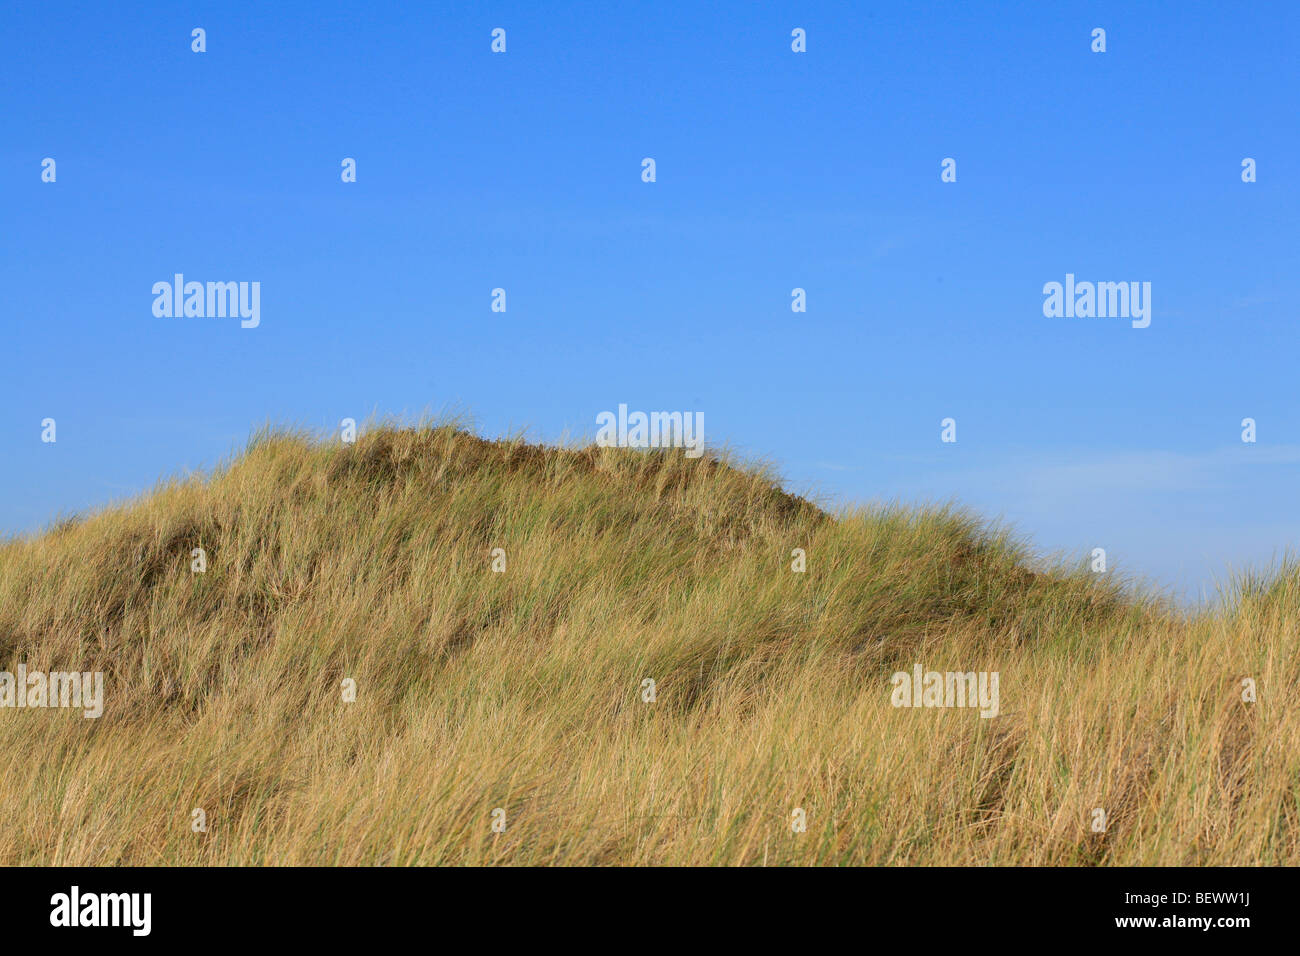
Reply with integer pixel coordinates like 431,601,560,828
0,424,1295,865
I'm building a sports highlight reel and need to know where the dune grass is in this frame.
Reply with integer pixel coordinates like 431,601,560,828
0,423,1295,865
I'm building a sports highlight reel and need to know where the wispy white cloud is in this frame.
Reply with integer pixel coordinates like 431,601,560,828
959,445,1300,499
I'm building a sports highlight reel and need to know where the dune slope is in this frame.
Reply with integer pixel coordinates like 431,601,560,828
0,425,1296,865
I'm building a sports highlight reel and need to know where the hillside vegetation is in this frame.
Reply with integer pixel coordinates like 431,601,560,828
0,424,1296,865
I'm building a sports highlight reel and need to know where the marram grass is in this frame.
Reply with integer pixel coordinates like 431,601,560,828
0,424,1296,865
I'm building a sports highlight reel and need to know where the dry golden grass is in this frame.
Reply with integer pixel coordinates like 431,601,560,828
0,422,1296,865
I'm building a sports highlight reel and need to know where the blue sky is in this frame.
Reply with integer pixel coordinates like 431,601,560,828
3,0,1298,602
